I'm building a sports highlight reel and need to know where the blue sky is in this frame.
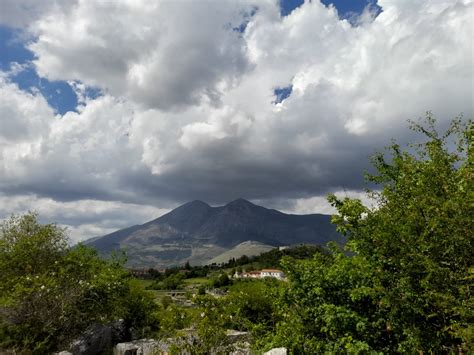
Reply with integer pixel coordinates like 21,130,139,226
281,0,380,17
0,25,104,115
0,25,78,114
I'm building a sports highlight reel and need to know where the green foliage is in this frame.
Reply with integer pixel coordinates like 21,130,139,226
197,285,206,295
226,279,280,332
118,279,160,337
156,303,195,337
154,281,280,353
264,115,473,353
147,272,186,290
0,213,159,353
210,271,231,288
220,244,326,270
178,295,233,354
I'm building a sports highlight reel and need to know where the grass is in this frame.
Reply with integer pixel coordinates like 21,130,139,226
184,277,212,286
134,278,154,288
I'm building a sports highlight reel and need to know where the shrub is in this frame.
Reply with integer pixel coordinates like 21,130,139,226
0,213,159,353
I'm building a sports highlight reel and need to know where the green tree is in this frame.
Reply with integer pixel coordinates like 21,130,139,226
266,116,473,353
211,271,231,288
0,213,159,353
226,279,280,332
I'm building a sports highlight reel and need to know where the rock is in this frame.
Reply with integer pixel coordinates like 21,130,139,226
229,341,251,355
111,319,130,344
68,319,129,355
113,339,163,355
226,330,249,343
264,348,287,355
114,342,140,355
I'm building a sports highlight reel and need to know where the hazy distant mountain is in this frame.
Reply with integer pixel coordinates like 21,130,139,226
85,199,343,267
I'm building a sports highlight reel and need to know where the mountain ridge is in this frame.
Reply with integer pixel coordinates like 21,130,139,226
85,199,343,267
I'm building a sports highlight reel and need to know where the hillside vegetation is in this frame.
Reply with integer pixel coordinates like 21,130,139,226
206,241,276,265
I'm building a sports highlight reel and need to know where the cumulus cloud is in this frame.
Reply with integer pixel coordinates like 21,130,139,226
0,193,168,244
0,0,76,28
28,0,272,110
0,0,472,241
257,189,377,216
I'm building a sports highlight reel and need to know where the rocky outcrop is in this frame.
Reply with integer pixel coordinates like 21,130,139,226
113,339,164,355
225,330,249,343
67,319,129,355
113,331,251,355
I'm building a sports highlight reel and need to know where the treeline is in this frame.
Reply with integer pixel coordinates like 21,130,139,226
136,244,325,290
140,244,325,280
217,244,326,270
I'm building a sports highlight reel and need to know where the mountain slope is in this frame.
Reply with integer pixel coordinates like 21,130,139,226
85,199,343,267
207,241,276,265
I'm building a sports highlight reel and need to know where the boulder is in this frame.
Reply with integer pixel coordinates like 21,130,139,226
264,348,287,355
68,319,129,355
226,330,249,343
113,339,164,355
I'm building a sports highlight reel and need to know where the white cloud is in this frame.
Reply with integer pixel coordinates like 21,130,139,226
0,193,168,244
28,0,274,110
257,189,376,216
0,0,76,28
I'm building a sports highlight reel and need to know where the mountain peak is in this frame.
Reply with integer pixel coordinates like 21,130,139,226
184,200,211,208
225,198,255,207
153,199,212,231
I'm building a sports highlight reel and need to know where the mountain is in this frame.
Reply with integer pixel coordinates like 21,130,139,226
206,241,276,265
84,199,343,267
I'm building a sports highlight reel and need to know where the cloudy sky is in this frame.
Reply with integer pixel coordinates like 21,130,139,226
0,0,472,243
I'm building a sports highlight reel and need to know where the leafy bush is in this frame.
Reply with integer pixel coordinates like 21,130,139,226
147,272,185,290
210,271,231,288
0,213,159,353
226,279,281,332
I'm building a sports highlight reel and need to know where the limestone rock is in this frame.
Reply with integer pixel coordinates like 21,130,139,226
68,319,129,355
264,348,287,355
113,339,163,355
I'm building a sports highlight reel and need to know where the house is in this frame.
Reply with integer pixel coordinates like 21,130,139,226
260,269,285,280
234,269,285,280
247,271,262,278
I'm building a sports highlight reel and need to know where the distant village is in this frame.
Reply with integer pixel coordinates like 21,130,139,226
128,267,286,280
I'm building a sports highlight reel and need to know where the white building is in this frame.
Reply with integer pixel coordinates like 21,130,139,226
260,269,285,280
234,269,285,280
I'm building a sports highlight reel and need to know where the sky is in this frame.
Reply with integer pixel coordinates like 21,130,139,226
0,0,472,243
